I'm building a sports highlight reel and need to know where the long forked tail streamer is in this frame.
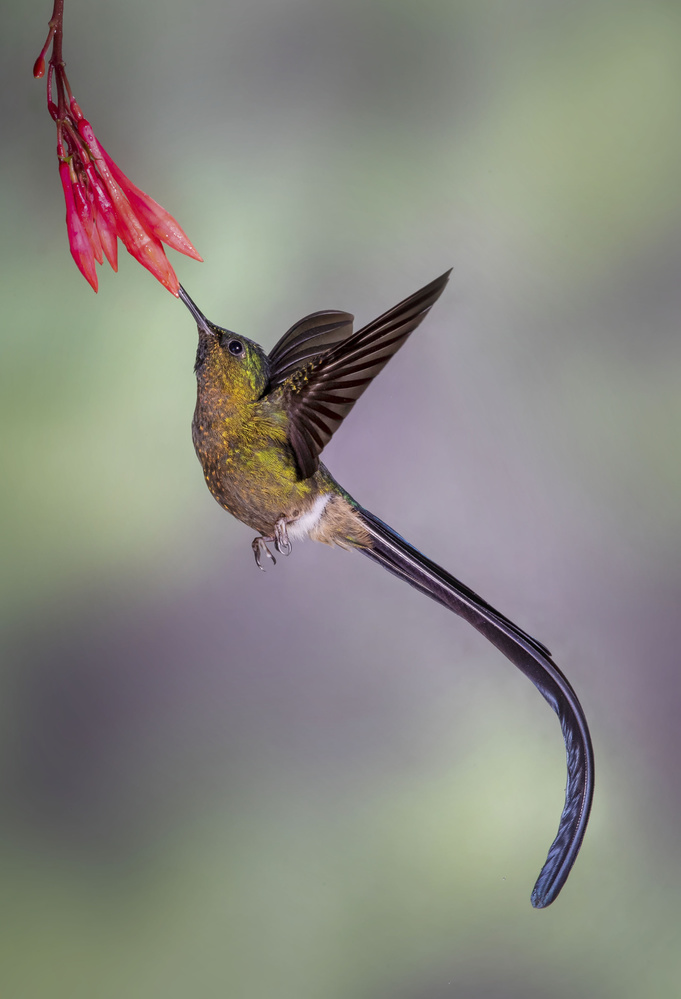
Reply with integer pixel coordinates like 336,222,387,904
355,505,594,908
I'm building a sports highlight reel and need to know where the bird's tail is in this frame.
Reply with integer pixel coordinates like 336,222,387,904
353,504,594,909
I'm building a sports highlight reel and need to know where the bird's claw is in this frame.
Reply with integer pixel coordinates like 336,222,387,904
252,520,292,569
274,518,292,557
252,535,276,571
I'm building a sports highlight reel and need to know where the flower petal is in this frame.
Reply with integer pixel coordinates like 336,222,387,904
103,172,180,294
70,165,104,266
88,199,104,265
78,119,180,294
98,144,203,262
84,162,119,270
59,161,98,291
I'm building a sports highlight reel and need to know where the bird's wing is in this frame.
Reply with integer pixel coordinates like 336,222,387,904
267,310,355,378
268,271,451,479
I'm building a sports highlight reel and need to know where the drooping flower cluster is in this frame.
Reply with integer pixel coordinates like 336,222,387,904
34,1,202,294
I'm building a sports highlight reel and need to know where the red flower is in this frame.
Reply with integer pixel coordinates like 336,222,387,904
58,158,98,290
34,1,202,294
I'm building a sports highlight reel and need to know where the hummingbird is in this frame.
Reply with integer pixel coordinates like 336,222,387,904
178,271,594,909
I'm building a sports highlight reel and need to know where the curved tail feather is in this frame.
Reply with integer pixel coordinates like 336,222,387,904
354,505,594,908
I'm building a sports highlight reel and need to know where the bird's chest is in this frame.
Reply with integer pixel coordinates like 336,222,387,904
192,410,310,533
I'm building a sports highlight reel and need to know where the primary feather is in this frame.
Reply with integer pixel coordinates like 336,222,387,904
268,271,451,478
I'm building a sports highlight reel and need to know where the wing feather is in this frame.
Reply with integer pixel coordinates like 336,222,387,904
270,271,451,478
268,312,354,379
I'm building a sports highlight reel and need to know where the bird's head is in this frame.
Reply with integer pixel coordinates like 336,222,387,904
179,285,269,403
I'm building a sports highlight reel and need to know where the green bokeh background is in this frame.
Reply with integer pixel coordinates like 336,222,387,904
2,1,681,996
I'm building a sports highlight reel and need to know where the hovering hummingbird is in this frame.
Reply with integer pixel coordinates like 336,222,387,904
178,271,594,908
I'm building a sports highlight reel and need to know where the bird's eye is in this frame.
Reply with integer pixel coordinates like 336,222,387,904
228,340,244,356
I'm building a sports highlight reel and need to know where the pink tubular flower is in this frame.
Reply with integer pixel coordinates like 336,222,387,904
59,159,98,290
34,1,202,295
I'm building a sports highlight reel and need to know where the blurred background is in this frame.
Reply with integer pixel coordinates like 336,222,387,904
2,0,681,995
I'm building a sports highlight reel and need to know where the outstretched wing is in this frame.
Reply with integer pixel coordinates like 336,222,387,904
269,271,451,479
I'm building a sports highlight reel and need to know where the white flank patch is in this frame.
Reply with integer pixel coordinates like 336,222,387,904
287,493,331,541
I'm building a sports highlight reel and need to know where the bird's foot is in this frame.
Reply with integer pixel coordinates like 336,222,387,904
252,520,293,569
274,517,292,557
252,535,276,571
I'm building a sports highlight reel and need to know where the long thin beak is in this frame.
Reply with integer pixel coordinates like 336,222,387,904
178,285,215,336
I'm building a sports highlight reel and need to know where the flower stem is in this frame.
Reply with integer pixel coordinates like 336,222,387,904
50,0,68,120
